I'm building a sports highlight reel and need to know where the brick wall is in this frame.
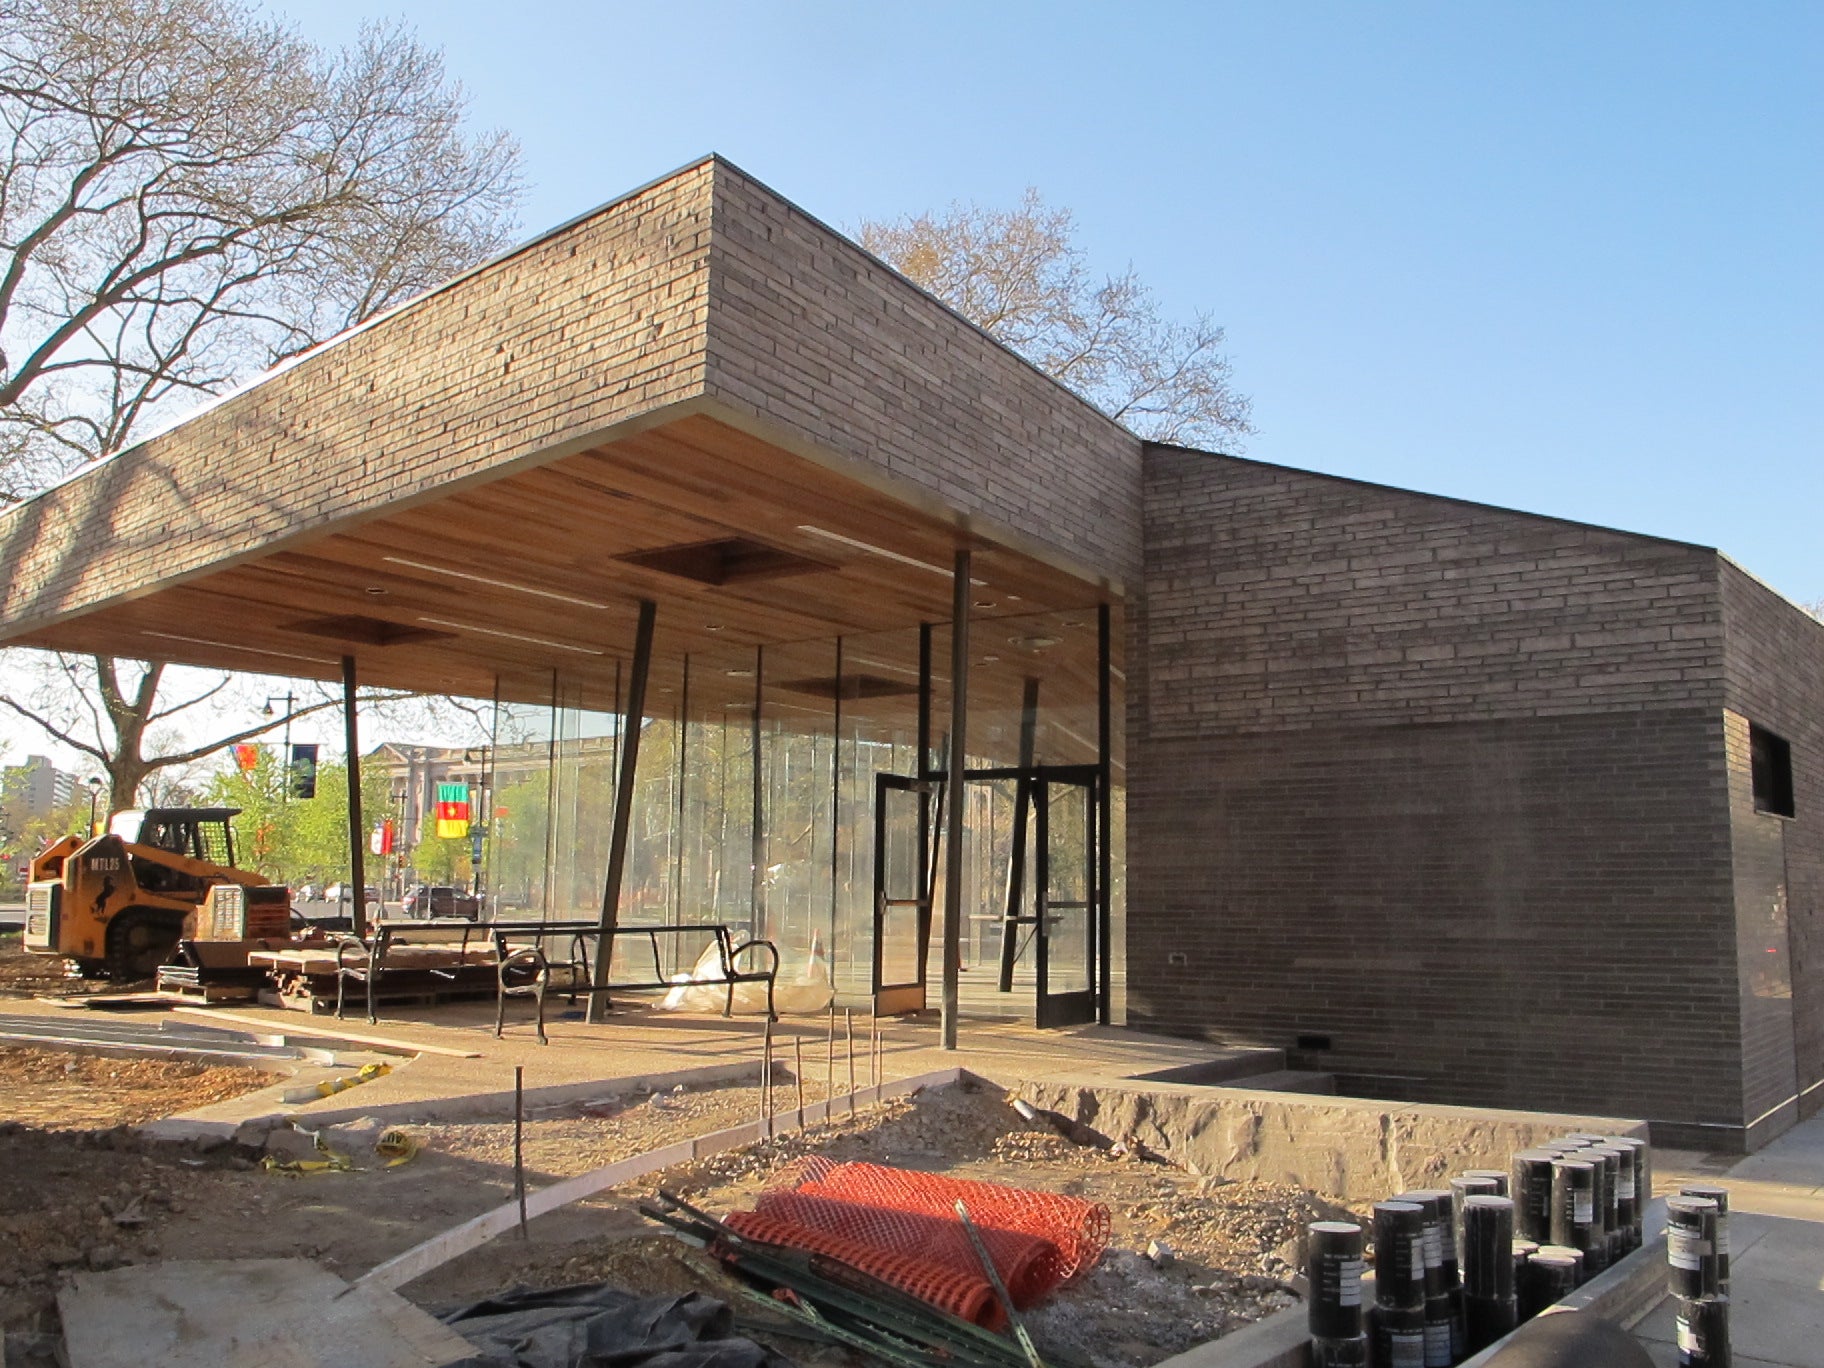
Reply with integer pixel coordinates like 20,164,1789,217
1718,562,1824,1128
0,161,717,628
1131,446,1756,1142
1140,448,1726,737
705,161,1144,589
1127,713,1742,1138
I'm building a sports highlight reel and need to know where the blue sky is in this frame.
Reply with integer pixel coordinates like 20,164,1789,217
283,1,1822,603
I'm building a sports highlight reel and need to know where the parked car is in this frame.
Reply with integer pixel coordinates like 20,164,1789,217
294,882,323,903
403,884,480,919
324,882,381,906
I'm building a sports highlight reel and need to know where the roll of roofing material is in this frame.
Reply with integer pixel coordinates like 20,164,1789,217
1510,1150,1557,1243
1464,1293,1518,1356
1309,1335,1369,1368
1306,1220,1366,1341
1371,1302,1427,1368
1373,1201,1427,1311
1462,1196,1516,1301
1679,1184,1731,1295
1423,1293,1456,1368
1519,1250,1580,1320
1665,1196,1723,1301
1673,1294,1731,1368
1548,1158,1599,1267
1450,1175,1503,1275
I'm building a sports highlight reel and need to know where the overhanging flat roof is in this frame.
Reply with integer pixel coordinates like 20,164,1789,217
0,158,1140,715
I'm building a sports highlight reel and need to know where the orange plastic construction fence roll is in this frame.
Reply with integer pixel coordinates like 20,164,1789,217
781,1157,1111,1286
720,1209,1001,1328
753,1189,1059,1307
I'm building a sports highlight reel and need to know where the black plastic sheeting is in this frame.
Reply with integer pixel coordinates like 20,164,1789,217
438,1283,794,1368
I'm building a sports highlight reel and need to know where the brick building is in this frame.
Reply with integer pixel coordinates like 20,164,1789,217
0,156,1815,1148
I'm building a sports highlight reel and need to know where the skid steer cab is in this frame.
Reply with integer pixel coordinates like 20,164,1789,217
22,807,286,980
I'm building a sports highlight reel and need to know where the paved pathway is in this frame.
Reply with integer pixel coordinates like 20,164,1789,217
1638,1113,1824,1367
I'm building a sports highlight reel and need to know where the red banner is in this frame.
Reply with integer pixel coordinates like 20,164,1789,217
234,743,259,772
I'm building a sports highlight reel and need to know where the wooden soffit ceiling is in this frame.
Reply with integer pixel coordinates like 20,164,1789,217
10,412,1117,713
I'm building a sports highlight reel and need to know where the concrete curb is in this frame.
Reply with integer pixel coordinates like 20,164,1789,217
1155,1201,1673,1368
357,1066,968,1292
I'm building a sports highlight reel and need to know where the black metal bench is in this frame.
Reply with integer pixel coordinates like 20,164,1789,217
486,920,780,1042
332,917,779,1043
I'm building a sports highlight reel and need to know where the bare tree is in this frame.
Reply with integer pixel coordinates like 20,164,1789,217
0,0,521,803
0,652,487,812
858,189,1251,447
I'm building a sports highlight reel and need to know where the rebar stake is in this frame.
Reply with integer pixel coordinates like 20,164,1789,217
825,1002,837,1127
761,1016,774,1138
846,1008,857,1117
794,1033,806,1129
514,1065,527,1240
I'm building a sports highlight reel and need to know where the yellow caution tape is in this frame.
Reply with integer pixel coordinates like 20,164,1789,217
376,1128,420,1168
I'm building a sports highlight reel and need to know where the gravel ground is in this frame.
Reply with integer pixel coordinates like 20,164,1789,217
413,1078,1362,1368
0,1045,273,1128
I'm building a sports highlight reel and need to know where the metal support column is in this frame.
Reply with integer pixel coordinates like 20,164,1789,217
998,676,1041,991
341,655,367,941
941,551,971,1050
588,600,656,1023
1097,603,1114,1027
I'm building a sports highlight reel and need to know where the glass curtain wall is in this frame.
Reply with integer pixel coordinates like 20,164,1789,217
474,605,1123,1021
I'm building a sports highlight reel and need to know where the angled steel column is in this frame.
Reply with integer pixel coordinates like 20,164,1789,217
588,599,656,1023
998,676,1041,992
941,550,971,1050
1097,602,1113,1026
341,655,367,940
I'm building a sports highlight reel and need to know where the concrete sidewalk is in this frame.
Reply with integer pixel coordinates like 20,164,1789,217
1637,1113,1824,1367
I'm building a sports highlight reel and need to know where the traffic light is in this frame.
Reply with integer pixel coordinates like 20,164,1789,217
289,744,319,799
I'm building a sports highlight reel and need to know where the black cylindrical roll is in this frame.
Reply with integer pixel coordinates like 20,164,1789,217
1461,1195,1516,1299
1681,1184,1731,1294
1410,1188,1459,1290
1308,1334,1369,1368
1512,1239,1539,1264
1461,1168,1509,1196
1450,1175,1501,1274
1307,1221,1366,1340
1548,1158,1598,1261
1373,1201,1427,1310
1422,1294,1455,1368
1447,1286,1465,1362
1554,1132,1607,1146
1665,1196,1722,1300
1520,1251,1580,1319
1511,1150,1557,1243
1586,1146,1625,1265
1370,1303,1426,1368
1673,1295,1730,1368
1535,1244,1586,1285
1609,1136,1648,1249
1463,1294,1517,1355
1394,1191,1450,1298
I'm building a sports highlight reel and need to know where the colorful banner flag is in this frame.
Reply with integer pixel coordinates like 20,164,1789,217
435,782,470,839
370,819,396,855
234,743,259,772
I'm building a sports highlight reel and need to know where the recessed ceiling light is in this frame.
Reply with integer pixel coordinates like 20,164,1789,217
141,631,336,666
384,556,612,610
972,600,995,609
1009,635,1062,650
705,623,725,632
795,525,988,585
417,616,605,655
726,668,755,678
979,655,1000,664
364,586,388,596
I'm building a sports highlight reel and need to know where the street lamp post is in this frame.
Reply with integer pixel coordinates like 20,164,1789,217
86,775,103,836
262,693,297,802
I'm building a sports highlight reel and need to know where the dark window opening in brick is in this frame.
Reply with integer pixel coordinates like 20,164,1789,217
1750,723,1796,817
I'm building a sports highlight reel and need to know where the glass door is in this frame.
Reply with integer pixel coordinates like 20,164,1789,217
1035,768,1098,1028
873,772,936,1015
